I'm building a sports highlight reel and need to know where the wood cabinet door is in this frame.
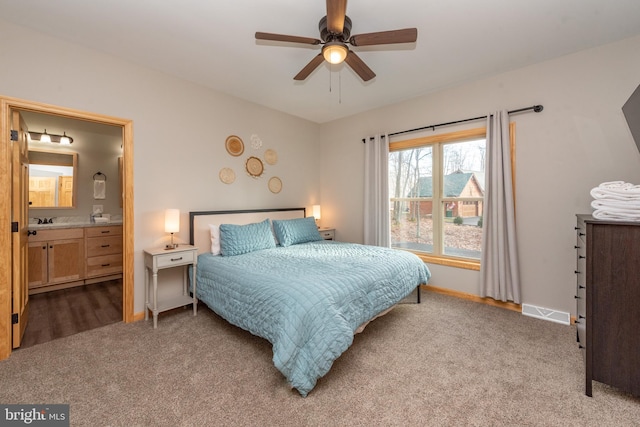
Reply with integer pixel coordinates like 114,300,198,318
47,239,85,284
27,242,48,289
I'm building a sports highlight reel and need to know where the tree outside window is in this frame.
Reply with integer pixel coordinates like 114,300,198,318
389,129,486,263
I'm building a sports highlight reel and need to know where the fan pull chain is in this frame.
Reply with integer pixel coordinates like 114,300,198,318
339,70,342,104
329,63,333,93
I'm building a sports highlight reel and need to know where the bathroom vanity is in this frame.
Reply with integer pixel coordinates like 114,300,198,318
28,222,123,294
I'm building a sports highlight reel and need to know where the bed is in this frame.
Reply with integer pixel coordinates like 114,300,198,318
189,208,431,396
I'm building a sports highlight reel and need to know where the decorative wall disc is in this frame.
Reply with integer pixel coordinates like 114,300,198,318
225,135,244,156
219,167,235,184
245,156,264,178
264,149,278,165
268,177,282,194
250,134,263,150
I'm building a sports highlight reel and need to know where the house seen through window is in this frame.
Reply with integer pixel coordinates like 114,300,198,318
389,128,489,267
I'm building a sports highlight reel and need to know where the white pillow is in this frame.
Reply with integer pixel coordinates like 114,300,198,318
210,224,221,255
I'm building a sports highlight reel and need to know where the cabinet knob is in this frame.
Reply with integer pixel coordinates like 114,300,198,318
574,270,580,274
574,295,580,299
579,255,585,259
101,244,110,248
27,230,37,236
579,285,585,289
575,320,581,324
574,245,580,249
579,345,585,349
579,315,585,319
579,233,586,236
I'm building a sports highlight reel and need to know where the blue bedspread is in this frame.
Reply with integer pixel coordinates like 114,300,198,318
195,240,431,396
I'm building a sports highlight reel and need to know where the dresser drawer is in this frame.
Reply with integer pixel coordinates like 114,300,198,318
86,235,122,257
86,254,123,278
319,228,335,240
156,250,195,268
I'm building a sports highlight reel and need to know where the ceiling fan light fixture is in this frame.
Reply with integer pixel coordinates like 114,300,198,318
322,42,348,65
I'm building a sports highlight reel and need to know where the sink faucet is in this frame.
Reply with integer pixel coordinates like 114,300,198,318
90,213,102,223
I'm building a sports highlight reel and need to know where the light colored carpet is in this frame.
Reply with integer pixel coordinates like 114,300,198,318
1,291,638,426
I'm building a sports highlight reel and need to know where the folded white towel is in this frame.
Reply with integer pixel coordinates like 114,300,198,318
590,181,640,200
592,209,640,221
94,180,106,199
591,199,640,210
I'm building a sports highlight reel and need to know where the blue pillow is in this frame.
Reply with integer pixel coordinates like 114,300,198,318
219,219,276,256
272,217,323,247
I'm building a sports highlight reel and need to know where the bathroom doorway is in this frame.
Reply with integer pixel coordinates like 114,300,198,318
0,96,134,358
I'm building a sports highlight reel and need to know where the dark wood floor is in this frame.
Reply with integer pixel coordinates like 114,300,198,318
19,279,122,349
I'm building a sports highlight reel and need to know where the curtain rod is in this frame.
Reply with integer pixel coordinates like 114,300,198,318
362,104,543,143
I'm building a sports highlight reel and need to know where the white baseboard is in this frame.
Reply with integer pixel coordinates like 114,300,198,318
522,303,570,325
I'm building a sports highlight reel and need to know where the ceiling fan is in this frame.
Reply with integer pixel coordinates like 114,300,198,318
255,0,418,82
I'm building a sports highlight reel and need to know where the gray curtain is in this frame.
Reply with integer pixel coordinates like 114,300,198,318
364,134,390,247
480,111,521,303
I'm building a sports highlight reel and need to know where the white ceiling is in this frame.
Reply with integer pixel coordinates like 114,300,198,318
2,0,640,124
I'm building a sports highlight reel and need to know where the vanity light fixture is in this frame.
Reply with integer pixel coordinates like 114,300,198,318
59,132,72,145
39,129,51,143
28,130,74,144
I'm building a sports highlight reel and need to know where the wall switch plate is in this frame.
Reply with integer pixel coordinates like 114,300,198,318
93,205,103,214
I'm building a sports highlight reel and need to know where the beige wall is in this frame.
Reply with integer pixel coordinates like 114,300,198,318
0,20,321,312
3,17,640,318
319,35,640,315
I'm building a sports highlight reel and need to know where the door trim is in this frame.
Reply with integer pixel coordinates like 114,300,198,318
0,96,134,360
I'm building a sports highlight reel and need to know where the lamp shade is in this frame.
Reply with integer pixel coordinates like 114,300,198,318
164,209,180,233
322,42,348,65
312,205,321,220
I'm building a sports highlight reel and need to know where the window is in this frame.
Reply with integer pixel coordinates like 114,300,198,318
389,126,513,269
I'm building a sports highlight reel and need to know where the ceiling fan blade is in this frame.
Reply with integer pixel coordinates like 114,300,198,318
294,54,325,81
344,50,376,82
255,32,321,45
326,0,347,34
349,28,418,46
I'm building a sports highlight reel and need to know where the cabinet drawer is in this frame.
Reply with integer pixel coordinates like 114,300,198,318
29,227,83,243
86,254,123,278
319,229,335,240
85,225,123,238
156,250,195,268
86,235,122,257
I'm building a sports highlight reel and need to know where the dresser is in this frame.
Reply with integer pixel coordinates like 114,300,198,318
575,214,640,397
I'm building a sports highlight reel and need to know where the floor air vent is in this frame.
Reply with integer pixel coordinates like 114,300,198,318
522,304,570,325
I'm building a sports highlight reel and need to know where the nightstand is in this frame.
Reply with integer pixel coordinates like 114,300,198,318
144,245,198,328
318,227,335,240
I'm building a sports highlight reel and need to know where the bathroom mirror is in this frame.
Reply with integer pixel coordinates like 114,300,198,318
28,148,78,208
